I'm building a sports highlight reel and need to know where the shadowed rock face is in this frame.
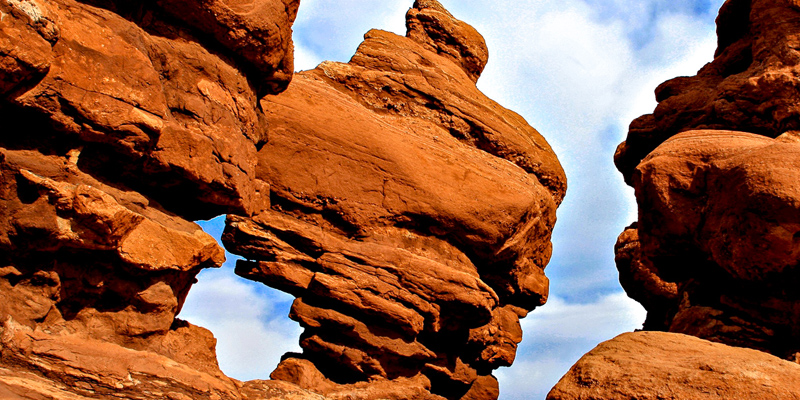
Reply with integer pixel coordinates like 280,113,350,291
549,1,800,398
0,0,303,398
612,0,800,363
222,1,566,399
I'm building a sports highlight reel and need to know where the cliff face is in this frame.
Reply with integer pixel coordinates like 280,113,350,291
551,0,800,397
0,0,304,398
223,2,566,399
0,1,566,399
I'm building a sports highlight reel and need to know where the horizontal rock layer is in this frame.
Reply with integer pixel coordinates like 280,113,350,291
0,0,567,399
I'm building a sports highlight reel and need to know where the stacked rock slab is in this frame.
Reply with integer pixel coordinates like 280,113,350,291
222,1,566,400
0,0,317,398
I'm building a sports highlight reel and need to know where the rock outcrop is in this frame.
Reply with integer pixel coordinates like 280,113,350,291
0,0,566,399
547,331,800,400
612,0,800,361
553,0,800,398
0,0,304,398
615,0,800,182
222,1,566,399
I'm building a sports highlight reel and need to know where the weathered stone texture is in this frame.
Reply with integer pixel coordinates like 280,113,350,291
0,0,304,398
222,1,566,399
548,331,800,400
0,0,565,399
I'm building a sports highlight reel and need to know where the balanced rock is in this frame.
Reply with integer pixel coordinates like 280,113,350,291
547,331,800,400
612,0,800,360
223,1,566,399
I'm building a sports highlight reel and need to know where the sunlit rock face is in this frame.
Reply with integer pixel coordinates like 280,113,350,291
547,331,800,400
613,0,800,362
0,0,303,398
222,1,567,399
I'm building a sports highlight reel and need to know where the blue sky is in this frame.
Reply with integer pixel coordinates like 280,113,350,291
181,1,726,399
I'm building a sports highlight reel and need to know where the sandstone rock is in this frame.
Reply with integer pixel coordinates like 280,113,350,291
1,0,285,218
223,1,566,399
615,0,800,183
547,331,800,400
618,130,800,358
614,0,800,364
0,0,567,398
0,0,303,397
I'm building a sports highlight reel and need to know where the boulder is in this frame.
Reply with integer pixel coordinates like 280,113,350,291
547,331,800,400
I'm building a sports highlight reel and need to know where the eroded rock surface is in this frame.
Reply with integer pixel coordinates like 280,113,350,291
612,0,800,362
547,331,800,400
223,1,566,399
0,0,309,398
1,0,566,399
615,0,800,182
617,130,800,359
548,1,800,398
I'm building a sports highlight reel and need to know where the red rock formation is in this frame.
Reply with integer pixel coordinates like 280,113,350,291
615,0,800,183
222,1,566,399
547,331,800,400
550,1,800,398
0,0,566,399
0,0,308,398
617,129,800,359
611,0,800,362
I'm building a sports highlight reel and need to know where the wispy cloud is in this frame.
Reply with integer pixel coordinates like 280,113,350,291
497,293,647,400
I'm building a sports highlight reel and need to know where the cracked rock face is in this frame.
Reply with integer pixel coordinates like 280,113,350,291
222,1,566,399
612,0,800,363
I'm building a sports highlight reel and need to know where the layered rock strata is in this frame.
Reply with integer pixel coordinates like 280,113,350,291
0,0,309,398
0,0,567,399
223,1,566,399
548,331,800,400
612,0,800,361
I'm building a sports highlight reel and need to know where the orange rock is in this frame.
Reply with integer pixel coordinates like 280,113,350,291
0,0,301,398
547,331,800,400
619,130,800,357
616,0,800,183
223,1,565,399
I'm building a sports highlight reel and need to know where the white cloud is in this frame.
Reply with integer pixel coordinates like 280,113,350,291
181,217,302,381
292,0,409,70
